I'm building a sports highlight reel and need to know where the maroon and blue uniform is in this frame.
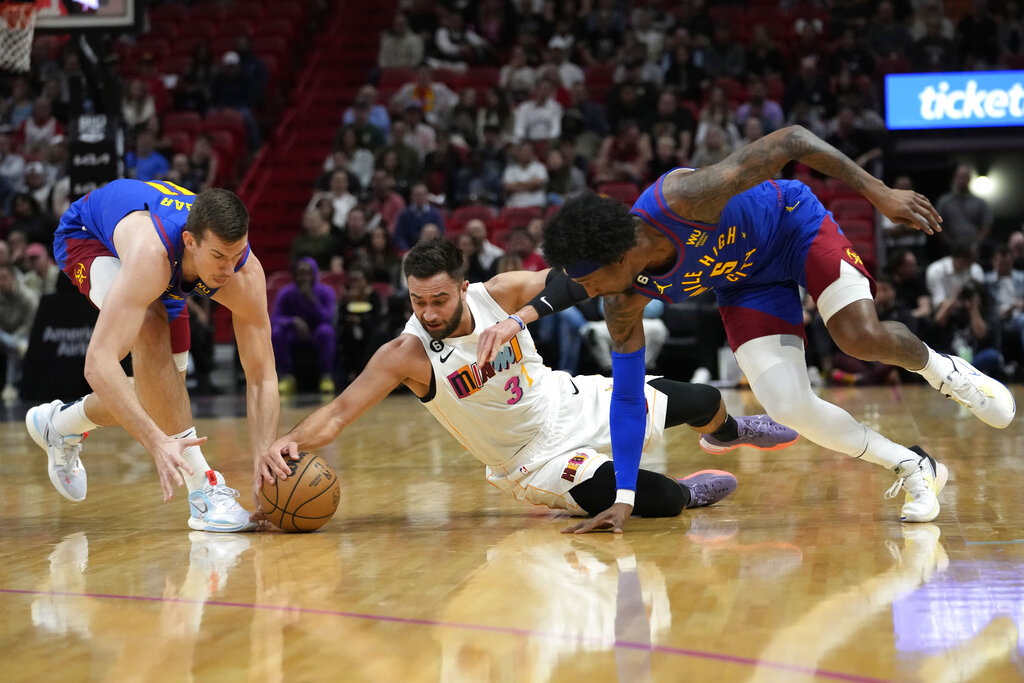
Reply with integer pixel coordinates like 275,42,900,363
629,170,873,351
54,179,250,353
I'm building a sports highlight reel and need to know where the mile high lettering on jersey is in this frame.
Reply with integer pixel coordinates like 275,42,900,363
634,225,758,299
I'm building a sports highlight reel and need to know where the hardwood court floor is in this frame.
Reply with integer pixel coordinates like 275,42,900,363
1,384,1022,682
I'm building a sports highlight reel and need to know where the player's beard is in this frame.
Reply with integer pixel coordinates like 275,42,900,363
423,299,464,341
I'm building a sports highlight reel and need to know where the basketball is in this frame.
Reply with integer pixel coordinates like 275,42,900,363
259,452,340,532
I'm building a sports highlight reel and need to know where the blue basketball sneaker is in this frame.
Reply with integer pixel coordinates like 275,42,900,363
677,470,738,508
188,471,257,532
699,415,799,454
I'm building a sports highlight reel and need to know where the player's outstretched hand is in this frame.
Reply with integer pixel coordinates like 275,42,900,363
477,318,522,367
562,502,634,534
873,188,942,235
256,438,300,487
153,434,205,502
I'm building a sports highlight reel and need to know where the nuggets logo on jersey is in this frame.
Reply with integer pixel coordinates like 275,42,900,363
845,247,862,266
447,336,524,399
73,262,87,285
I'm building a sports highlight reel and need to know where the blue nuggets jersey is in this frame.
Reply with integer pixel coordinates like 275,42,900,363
55,179,249,318
629,170,830,303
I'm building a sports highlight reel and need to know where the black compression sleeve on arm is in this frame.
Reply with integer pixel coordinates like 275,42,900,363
526,269,591,318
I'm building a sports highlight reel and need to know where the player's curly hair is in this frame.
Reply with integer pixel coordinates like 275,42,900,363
542,192,637,270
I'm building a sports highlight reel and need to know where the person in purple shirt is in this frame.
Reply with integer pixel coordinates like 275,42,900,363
393,183,445,251
272,257,337,395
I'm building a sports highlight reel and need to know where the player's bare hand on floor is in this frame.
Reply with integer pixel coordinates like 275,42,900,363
153,434,205,501
562,502,634,534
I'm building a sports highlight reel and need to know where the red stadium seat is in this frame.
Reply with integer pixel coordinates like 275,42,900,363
319,271,348,297
165,130,193,155
450,205,496,232
597,181,640,205
460,66,499,89
838,218,874,242
498,206,542,230
163,111,203,138
203,109,248,151
829,197,874,221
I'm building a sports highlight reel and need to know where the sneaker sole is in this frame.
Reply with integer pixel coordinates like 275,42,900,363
901,463,949,523
698,435,799,455
188,517,258,533
26,402,85,503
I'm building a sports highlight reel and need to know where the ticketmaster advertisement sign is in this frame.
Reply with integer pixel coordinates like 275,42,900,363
885,71,1024,130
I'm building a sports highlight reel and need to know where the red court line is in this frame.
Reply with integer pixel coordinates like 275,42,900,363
0,588,891,683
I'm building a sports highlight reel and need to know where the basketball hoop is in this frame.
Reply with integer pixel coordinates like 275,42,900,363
0,2,37,73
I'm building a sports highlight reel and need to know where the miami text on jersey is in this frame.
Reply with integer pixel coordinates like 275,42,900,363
447,336,524,399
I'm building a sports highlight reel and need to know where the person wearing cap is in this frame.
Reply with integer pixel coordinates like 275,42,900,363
210,51,262,150
19,161,55,211
545,35,584,89
22,242,59,298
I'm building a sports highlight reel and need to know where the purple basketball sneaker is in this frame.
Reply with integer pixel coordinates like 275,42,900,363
677,470,738,508
699,415,798,454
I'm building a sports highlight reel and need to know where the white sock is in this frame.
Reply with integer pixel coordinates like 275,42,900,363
171,427,213,492
51,398,100,438
914,346,954,390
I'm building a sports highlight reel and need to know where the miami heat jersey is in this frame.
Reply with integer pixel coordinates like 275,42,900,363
403,283,560,469
54,179,249,314
628,170,830,302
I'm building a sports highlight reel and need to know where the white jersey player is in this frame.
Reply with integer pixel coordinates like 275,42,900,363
257,239,798,530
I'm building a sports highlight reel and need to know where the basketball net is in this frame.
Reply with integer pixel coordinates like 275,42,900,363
0,2,37,73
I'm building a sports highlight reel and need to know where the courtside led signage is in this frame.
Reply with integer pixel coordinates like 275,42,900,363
885,71,1024,130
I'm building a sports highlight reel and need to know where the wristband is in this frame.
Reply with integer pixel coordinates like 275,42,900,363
615,489,636,507
508,314,525,331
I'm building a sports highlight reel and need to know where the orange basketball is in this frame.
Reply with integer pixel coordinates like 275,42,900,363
259,452,340,532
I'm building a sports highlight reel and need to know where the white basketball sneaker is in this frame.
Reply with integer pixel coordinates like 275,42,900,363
187,471,257,532
932,353,1015,428
884,446,949,523
26,399,87,502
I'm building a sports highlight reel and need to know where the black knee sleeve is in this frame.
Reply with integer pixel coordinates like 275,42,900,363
569,462,687,517
647,378,721,429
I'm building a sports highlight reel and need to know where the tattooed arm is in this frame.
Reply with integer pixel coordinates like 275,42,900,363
664,125,941,234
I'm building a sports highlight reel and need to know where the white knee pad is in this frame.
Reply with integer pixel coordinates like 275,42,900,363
87,256,122,309
173,351,189,374
816,260,873,325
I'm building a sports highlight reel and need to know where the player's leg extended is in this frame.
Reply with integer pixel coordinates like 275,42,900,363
736,334,947,523
567,462,737,517
644,377,798,453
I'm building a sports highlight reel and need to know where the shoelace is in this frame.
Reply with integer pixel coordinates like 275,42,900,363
209,483,242,507
54,436,83,472
741,417,788,439
884,459,927,500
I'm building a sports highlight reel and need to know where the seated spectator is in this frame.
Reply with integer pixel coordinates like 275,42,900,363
394,183,445,251
504,227,546,271
581,298,668,372
545,36,585,90
579,7,624,65
881,176,927,258
378,13,424,69
613,40,664,88
745,24,786,78
4,194,49,245
494,251,524,274
343,85,391,140
233,35,268,107
309,170,358,231
867,0,912,60
663,43,706,103
932,278,1005,379
125,129,169,182
703,23,747,80
400,102,438,161
832,27,876,79
0,127,25,210
210,51,261,150
375,119,422,186
737,117,765,148
430,9,491,70
690,123,733,168
500,45,538,102
513,77,563,143
390,64,459,127
291,209,341,273
545,147,586,205
332,126,376,191
174,42,214,114
1010,230,1024,271
456,232,494,283
337,266,387,386
735,77,784,134
272,258,337,395
649,135,684,178
986,244,1024,365
926,241,985,308
887,248,933,330
338,207,372,267
364,225,403,285
165,153,197,193
784,55,830,124
607,76,655,133
365,169,405,234
695,84,740,149
0,262,37,401
645,91,695,159
4,76,34,130
592,120,652,186
910,11,958,71
122,78,156,132
188,134,220,191
421,130,461,201
826,107,882,174
22,243,58,298
956,0,1000,69
464,218,504,271
19,161,54,212
502,142,548,209
15,96,63,158
476,86,514,142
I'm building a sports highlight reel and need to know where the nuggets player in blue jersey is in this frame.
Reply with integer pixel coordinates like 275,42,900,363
480,125,1015,532
25,179,282,532
255,239,798,523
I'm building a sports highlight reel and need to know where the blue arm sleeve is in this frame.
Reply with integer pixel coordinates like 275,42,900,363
610,348,647,500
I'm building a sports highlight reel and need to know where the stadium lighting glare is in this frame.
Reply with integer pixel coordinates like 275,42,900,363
970,174,995,197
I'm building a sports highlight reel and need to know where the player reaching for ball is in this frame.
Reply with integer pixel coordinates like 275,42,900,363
258,239,799,532
479,124,1015,532
25,179,279,532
